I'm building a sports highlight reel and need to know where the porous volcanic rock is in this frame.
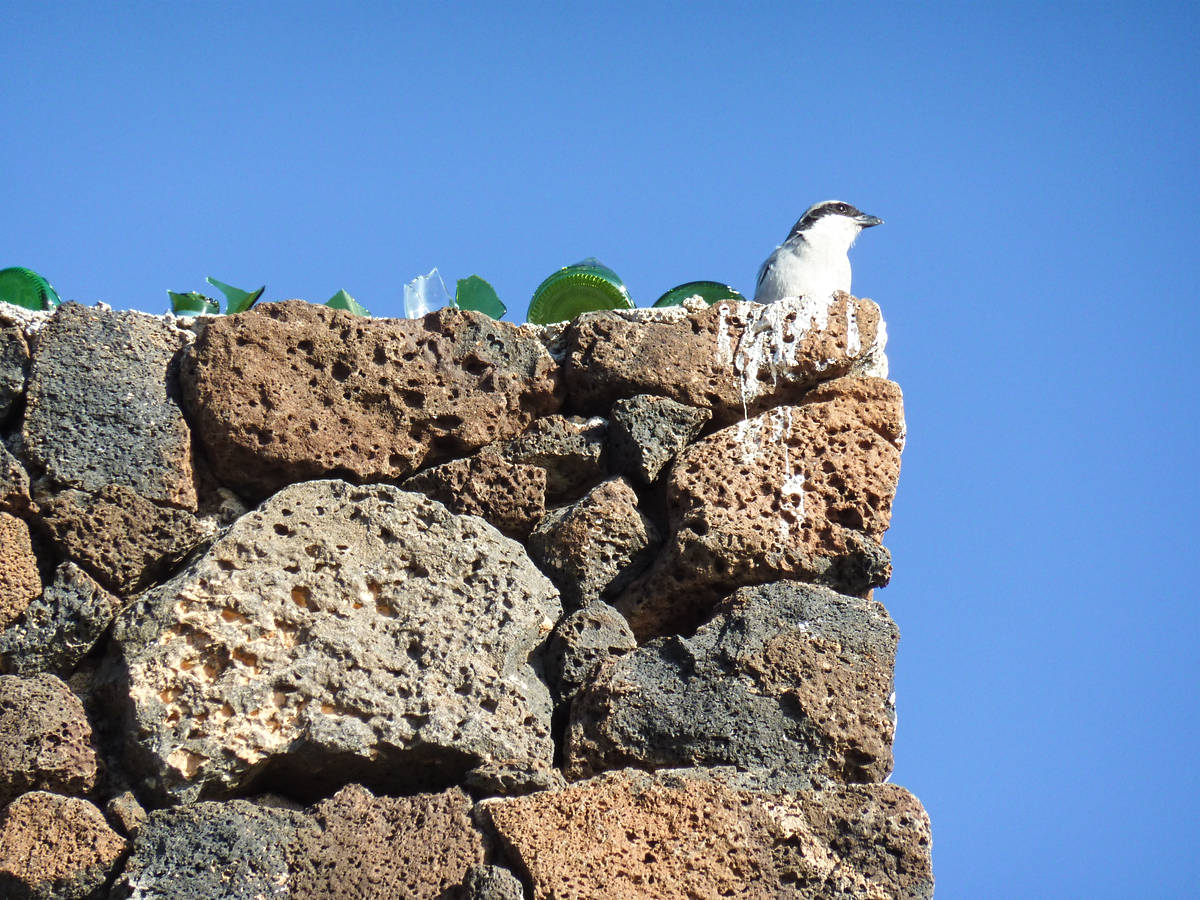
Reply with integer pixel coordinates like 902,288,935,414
36,485,210,596
565,293,884,427
0,563,121,676
288,783,485,898
0,673,98,806
462,864,526,900
495,413,607,503
0,792,127,900
104,790,148,838
21,303,197,509
111,799,314,900
401,448,547,539
566,582,899,785
617,376,904,639
608,393,712,485
480,767,933,900
112,480,561,803
542,601,637,705
0,315,29,424
181,301,562,497
0,440,32,515
528,478,659,610
0,512,40,629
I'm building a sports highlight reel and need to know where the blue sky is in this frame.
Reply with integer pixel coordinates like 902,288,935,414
4,2,1198,895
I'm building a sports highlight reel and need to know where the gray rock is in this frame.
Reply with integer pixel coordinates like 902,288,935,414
111,799,314,900
0,673,98,806
36,484,211,595
0,440,31,515
496,414,607,503
21,303,197,510
462,864,526,900
104,790,148,838
542,601,637,705
0,562,121,676
0,315,29,425
566,581,900,787
608,393,711,484
528,478,659,610
113,480,561,803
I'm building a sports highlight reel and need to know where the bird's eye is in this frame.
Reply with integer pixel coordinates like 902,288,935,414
836,203,850,213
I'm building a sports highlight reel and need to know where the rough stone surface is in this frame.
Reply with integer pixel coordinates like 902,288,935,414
36,484,210,595
462,864,526,900
565,293,884,427
288,783,485,898
0,439,32,515
567,582,899,786
618,376,904,639
111,799,313,900
104,790,148,838
21,303,197,509
542,601,637,705
482,767,932,900
113,480,561,802
608,394,712,484
0,512,40,629
496,413,607,503
181,300,562,497
529,478,658,610
0,673,98,806
0,792,127,900
0,562,121,676
401,448,547,539
0,314,30,425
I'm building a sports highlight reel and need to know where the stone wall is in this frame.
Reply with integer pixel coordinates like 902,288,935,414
0,295,933,899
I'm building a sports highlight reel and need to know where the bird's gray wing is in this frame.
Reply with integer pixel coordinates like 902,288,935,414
755,255,772,293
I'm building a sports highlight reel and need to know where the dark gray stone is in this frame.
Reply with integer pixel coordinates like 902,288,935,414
566,581,900,787
110,800,314,900
608,393,711,484
21,303,197,510
0,315,29,425
462,864,526,900
542,601,636,705
496,414,607,503
0,562,121,676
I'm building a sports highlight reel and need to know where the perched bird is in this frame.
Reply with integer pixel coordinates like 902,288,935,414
753,200,883,304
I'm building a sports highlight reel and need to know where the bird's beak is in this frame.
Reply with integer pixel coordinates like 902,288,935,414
856,213,883,228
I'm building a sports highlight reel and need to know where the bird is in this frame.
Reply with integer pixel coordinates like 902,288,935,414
753,200,883,304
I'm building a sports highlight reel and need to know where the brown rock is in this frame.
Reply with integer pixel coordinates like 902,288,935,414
0,792,127,900
480,767,933,900
495,414,608,503
0,673,98,806
565,293,884,427
288,783,485,898
182,300,562,497
0,440,32,515
0,513,40,629
402,448,547,539
36,484,210,595
617,376,904,639
528,478,659,610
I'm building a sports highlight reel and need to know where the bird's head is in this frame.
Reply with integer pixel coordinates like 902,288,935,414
786,200,883,251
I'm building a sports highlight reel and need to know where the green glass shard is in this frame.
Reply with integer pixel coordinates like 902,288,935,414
206,277,265,314
168,291,220,315
325,289,371,317
455,275,506,319
0,267,62,311
652,281,745,308
526,260,633,325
